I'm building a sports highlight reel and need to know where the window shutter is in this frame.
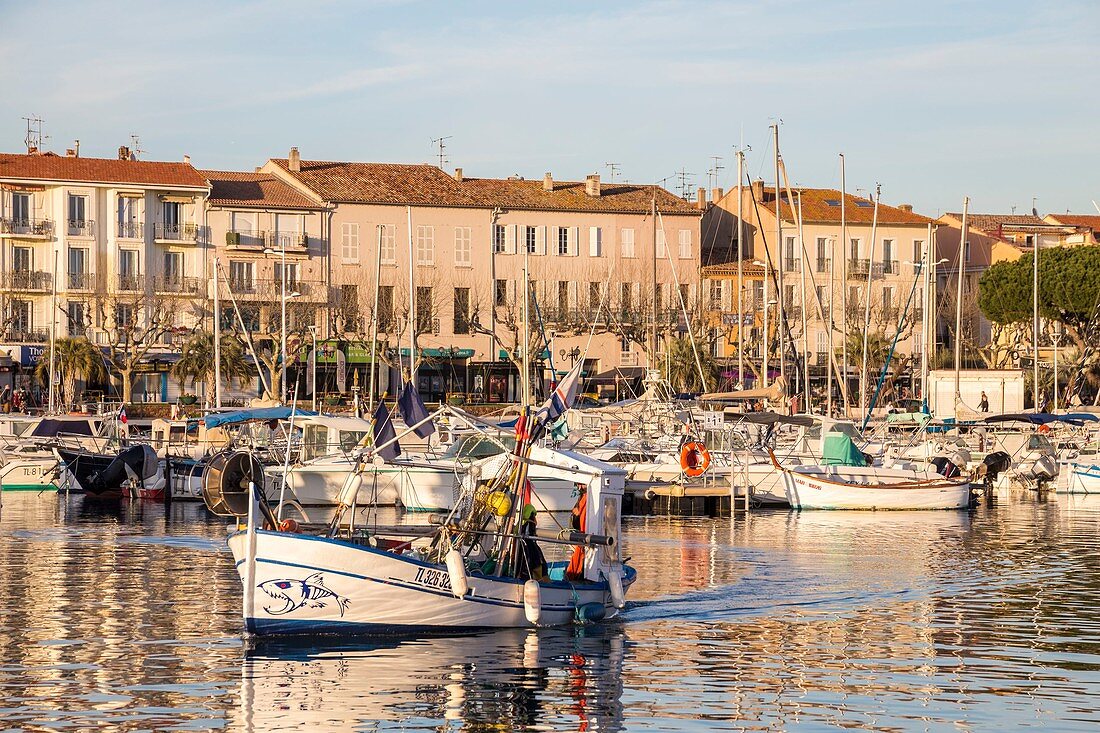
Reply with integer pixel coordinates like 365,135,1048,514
589,227,602,257
536,226,546,255
568,280,579,309
569,226,579,256
506,224,517,254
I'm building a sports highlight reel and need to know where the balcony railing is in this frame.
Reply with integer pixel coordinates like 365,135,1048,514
117,221,145,240
265,231,309,250
154,222,200,241
781,304,802,320
2,270,52,292
1,217,53,237
783,257,801,273
153,275,203,295
116,273,145,292
848,259,885,278
883,260,900,275
3,329,48,343
67,219,95,237
228,278,257,294
226,230,266,249
815,259,830,273
67,272,97,291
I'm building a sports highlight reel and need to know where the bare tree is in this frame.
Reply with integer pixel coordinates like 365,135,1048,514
94,292,183,403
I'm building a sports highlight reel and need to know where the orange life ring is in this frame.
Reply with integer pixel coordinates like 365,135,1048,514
680,441,712,477
1038,424,1051,434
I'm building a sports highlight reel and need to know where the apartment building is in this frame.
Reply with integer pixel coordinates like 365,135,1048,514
263,150,703,402
0,149,209,401
703,182,936,394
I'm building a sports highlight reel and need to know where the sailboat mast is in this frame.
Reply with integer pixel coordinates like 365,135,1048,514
48,248,57,413
839,154,849,417
522,230,530,407
955,199,968,405
921,222,932,410
736,149,745,387
1032,207,1040,411
796,191,809,412
407,206,416,387
773,124,785,390
213,257,222,408
860,184,880,418
369,224,383,413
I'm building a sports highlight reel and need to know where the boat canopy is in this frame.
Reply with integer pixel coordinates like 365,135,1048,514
202,406,317,429
822,433,869,467
732,412,816,427
30,418,97,437
982,412,1088,426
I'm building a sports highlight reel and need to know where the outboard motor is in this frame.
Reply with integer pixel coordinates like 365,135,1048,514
1032,454,1059,483
87,444,160,497
982,451,1012,482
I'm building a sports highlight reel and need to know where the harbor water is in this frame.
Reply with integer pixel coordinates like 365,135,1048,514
1,492,1099,730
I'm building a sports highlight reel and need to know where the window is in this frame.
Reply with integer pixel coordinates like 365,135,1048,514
68,247,88,288
620,283,633,314
824,199,841,207
237,306,260,333
589,227,602,257
784,236,796,262
454,227,472,266
12,193,30,224
854,200,874,208
119,250,140,290
589,282,601,309
656,230,667,259
494,279,508,307
12,246,31,273
115,303,135,329
162,201,180,231
493,224,506,254
117,196,140,238
558,281,569,315
229,261,254,292
163,252,183,283
274,262,299,290
453,287,470,334
337,285,360,332
67,302,87,337
10,300,31,334
416,225,434,265
231,211,255,235
621,228,635,258
964,241,971,262
816,285,829,313
913,240,924,273
655,283,664,313
849,238,860,261
378,285,393,331
525,226,537,254
849,285,861,310
378,224,396,264
68,194,87,229
816,237,828,272
816,331,828,360
882,287,895,314
883,239,895,272
678,230,692,259
558,227,569,256
783,284,796,310
275,213,300,235
415,286,433,332
340,223,360,262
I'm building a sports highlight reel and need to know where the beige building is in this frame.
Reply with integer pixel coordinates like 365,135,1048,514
260,150,703,402
0,148,209,402
703,182,936,396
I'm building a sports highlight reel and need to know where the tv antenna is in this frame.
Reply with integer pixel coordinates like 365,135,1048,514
129,134,145,160
675,168,694,200
23,116,48,152
707,155,724,190
431,136,452,169
605,162,621,182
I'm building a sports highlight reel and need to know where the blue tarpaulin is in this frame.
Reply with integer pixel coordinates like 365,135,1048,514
202,406,317,429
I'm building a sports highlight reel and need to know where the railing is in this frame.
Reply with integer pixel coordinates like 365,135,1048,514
781,304,802,320
620,352,639,367
154,222,200,241
2,270,52,291
226,230,265,249
67,272,97,291
3,329,48,343
815,259,829,273
228,278,257,294
153,275,203,295
117,221,145,239
783,257,800,273
883,260,900,275
815,351,829,366
1,217,53,237
116,273,145,292
848,259,885,278
67,219,95,237
265,231,309,250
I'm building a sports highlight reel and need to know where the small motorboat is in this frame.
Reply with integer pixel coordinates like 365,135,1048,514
57,444,164,499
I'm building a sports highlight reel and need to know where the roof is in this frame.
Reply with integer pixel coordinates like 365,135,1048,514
702,260,766,277
1046,213,1100,230
0,152,208,189
943,213,1064,234
201,169,322,210
269,158,698,214
751,186,934,226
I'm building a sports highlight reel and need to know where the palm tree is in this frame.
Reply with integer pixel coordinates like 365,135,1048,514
663,335,719,393
171,331,253,404
34,337,106,411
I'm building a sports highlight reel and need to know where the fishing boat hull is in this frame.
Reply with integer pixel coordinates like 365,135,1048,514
0,455,61,491
228,529,634,635
1062,463,1100,494
783,465,973,510
280,458,406,506
167,457,207,501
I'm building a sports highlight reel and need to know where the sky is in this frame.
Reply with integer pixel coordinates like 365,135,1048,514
2,0,1098,217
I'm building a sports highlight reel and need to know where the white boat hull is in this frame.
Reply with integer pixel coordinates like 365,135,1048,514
0,456,60,491
783,465,972,510
1062,463,1100,494
228,529,633,634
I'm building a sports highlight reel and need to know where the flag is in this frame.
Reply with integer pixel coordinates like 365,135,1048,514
397,380,435,439
531,360,583,439
118,406,128,424
372,400,400,461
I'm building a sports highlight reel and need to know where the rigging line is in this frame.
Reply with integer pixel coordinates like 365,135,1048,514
657,209,709,392
863,262,925,431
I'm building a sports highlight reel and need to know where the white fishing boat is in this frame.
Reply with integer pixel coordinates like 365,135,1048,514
1063,462,1100,494
208,442,633,634
0,415,111,492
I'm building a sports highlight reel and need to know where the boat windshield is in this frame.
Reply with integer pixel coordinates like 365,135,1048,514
1027,434,1054,452
443,434,515,460
339,430,369,452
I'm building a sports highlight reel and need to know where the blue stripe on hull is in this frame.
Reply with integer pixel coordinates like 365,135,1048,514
246,617,507,636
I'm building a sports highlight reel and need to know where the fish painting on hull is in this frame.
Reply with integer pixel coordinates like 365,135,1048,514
258,573,350,617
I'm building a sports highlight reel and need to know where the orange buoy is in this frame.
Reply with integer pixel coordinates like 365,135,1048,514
278,518,300,533
680,441,712,477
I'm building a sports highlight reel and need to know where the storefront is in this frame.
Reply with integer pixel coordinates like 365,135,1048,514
399,347,475,403
293,340,379,400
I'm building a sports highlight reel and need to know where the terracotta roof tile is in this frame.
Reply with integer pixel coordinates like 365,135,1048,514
270,159,698,215
201,169,322,210
0,152,208,189
1046,213,1100,230
941,212,1069,235
756,186,934,226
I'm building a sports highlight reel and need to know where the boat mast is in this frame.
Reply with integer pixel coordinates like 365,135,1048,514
860,184,880,418
921,222,932,411
407,206,416,388
736,148,745,387
48,248,57,414
213,257,222,408
796,191,810,412
839,154,849,417
1032,205,1040,411
773,123,785,390
522,225,530,407
955,198,969,407
368,224,383,413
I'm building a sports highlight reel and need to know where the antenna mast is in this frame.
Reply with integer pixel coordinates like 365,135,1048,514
430,136,452,169
23,116,48,152
707,155,724,190
604,162,621,182
675,168,694,200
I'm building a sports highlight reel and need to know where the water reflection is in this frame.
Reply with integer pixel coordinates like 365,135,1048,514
237,628,625,731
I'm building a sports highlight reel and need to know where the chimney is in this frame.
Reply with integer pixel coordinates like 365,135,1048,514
751,178,765,201
65,148,76,157
118,145,131,161
288,146,301,172
453,167,463,182
543,172,554,192
74,139,80,157
898,203,913,213
712,187,723,203
183,154,191,165
585,174,601,197
696,187,707,209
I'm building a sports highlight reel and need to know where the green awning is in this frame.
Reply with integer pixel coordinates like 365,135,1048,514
399,347,475,359
299,340,375,364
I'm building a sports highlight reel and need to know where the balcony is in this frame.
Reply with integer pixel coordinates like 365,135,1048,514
3,329,48,343
1,217,53,238
848,259,885,279
117,221,145,240
782,257,801,273
154,222,200,242
781,304,802,321
815,351,829,366
67,219,96,237
883,260,900,275
226,230,266,249
67,272,97,292
115,273,145,292
815,259,830,273
153,275,203,296
2,270,52,292
265,231,309,250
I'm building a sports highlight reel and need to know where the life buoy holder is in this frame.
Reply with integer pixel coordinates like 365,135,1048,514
680,441,712,477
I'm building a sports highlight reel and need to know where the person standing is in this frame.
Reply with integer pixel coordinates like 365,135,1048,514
979,390,989,412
